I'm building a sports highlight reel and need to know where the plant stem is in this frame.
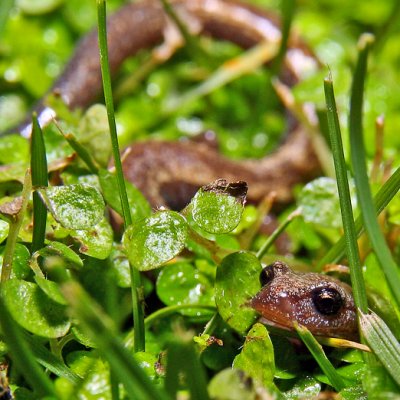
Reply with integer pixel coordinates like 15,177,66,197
144,304,216,328
256,208,301,260
96,0,145,352
1,170,32,282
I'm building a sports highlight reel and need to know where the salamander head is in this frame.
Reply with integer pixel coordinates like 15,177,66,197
250,261,358,340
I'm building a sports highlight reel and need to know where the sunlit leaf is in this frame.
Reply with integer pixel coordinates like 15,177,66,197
38,184,105,230
189,179,247,234
233,323,275,388
72,217,113,259
98,169,151,223
156,262,214,316
123,211,188,271
215,251,261,333
1,279,70,338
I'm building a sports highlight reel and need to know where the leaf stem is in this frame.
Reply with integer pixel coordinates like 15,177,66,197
256,207,301,260
144,304,216,328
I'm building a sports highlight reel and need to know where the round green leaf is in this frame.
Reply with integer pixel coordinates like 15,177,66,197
1,279,70,338
215,251,261,333
38,184,105,230
72,217,113,259
34,276,67,305
98,169,151,223
208,368,257,400
233,323,275,389
298,177,346,229
0,243,31,279
190,182,245,234
123,211,188,271
156,262,214,316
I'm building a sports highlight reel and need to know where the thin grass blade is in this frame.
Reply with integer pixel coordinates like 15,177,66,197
349,33,400,308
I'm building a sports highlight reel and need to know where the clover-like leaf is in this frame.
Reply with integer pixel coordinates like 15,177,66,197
1,279,70,338
72,217,113,259
215,251,261,334
233,323,275,388
298,177,356,229
156,262,214,316
189,179,247,234
38,184,105,229
123,211,188,271
98,169,151,223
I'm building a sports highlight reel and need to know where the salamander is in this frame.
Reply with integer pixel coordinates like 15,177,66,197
251,261,358,340
11,0,321,209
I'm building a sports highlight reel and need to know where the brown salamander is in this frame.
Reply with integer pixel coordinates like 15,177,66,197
13,0,321,209
251,261,358,340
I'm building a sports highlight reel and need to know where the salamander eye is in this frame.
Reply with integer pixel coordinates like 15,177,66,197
259,265,275,286
312,287,344,315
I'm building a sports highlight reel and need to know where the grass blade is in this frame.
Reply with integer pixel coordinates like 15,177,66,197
96,0,145,352
294,323,345,391
318,164,400,267
360,311,400,387
30,114,48,253
349,33,400,309
272,0,296,74
324,76,368,313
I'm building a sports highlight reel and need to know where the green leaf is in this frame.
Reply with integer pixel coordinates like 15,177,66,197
98,169,151,223
123,211,188,271
215,251,261,334
71,217,113,259
38,184,105,230
133,352,161,382
156,262,214,316
34,276,67,305
272,336,301,379
37,241,83,269
0,243,30,279
207,368,257,400
1,279,70,338
233,323,275,389
283,376,321,399
298,177,352,229
0,134,29,164
189,180,246,234
55,351,111,399
77,104,111,167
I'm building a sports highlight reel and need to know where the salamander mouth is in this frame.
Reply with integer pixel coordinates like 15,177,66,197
257,314,295,332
